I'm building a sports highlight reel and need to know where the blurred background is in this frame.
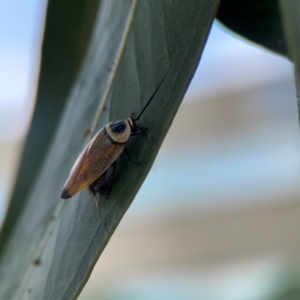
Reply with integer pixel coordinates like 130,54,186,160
1,1,300,300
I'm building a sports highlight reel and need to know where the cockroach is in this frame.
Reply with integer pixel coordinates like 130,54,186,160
61,62,175,206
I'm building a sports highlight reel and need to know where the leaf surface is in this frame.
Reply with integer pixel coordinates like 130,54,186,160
0,0,100,252
0,0,220,299
280,1,300,122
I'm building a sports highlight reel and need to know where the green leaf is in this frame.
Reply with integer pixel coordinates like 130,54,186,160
217,0,288,57
280,1,300,63
0,0,220,299
280,1,300,120
0,0,100,254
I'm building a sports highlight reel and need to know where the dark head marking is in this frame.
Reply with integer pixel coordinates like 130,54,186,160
110,121,126,133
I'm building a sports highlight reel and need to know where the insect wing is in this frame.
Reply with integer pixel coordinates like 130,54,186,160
61,127,125,199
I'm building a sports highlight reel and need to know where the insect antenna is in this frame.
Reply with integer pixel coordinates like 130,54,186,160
133,56,180,122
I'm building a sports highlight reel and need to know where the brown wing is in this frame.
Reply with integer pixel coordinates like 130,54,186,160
61,127,125,198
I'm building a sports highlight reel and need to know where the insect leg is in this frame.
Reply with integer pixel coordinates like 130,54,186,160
89,171,107,207
124,147,142,165
130,126,148,137
106,161,117,199
88,185,99,207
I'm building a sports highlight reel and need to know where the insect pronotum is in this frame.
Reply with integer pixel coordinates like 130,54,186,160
61,61,175,206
